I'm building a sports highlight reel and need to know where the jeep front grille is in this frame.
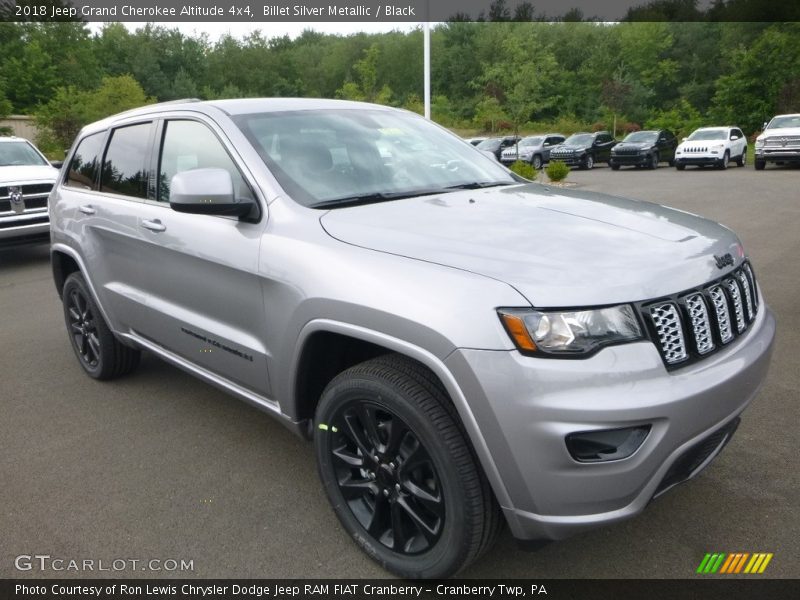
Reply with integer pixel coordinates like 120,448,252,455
642,261,759,368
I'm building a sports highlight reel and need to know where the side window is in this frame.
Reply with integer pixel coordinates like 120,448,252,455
158,120,254,204
65,132,105,190
733,129,744,139
100,123,153,199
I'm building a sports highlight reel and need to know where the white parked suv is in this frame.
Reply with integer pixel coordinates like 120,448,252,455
674,126,747,170
754,113,800,170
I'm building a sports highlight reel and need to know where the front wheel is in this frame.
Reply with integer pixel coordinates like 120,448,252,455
649,152,659,170
582,154,594,170
737,148,747,167
676,163,686,171
755,158,766,170
532,154,543,169
611,163,620,171
718,150,729,170
314,355,501,578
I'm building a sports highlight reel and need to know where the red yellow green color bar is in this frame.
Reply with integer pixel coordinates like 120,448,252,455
697,552,773,574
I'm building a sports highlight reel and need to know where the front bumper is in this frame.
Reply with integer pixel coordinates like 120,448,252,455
674,154,724,166
549,154,583,166
0,211,50,246
445,301,775,541
610,154,649,166
755,148,800,163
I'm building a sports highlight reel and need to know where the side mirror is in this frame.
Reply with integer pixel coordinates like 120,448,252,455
50,160,64,169
763,121,768,130
682,137,688,142
731,135,739,140
169,168,253,217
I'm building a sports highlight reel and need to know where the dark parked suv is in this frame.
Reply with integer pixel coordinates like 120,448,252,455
476,135,520,161
610,130,677,170
548,131,616,169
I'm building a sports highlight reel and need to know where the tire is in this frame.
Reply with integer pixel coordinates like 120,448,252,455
611,164,620,171
582,154,594,170
737,148,747,167
532,154,543,169
314,354,502,579
755,159,766,171
62,272,140,380
649,152,659,170
718,150,729,170
668,158,675,167
676,163,686,171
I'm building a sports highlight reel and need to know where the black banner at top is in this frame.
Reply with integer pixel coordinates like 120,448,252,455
1,0,800,23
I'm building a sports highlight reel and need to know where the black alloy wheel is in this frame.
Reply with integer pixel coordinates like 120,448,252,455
315,354,502,578
329,401,444,555
61,272,140,380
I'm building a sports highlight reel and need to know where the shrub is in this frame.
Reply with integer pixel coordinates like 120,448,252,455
509,160,537,180
546,160,570,182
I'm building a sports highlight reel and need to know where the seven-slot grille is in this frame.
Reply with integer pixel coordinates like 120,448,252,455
683,146,709,153
641,261,759,368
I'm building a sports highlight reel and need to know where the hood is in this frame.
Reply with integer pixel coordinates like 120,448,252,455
760,126,800,139
0,164,59,184
320,184,744,307
614,142,651,150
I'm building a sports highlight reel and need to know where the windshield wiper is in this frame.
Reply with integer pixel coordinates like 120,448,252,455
309,188,445,209
443,181,515,190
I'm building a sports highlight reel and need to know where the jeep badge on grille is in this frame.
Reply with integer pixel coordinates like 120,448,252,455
8,186,25,214
715,253,734,269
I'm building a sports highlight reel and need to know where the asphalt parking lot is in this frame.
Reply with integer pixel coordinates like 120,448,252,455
1,162,798,579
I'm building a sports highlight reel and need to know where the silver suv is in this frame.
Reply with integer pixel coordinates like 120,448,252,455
50,99,775,578
1,136,60,246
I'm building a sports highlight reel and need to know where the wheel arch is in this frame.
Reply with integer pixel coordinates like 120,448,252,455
289,319,514,509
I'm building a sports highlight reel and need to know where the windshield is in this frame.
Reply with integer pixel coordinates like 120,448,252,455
519,137,543,147
688,129,726,141
0,141,49,167
234,109,515,207
623,131,658,143
767,115,800,129
476,138,501,151
564,134,593,146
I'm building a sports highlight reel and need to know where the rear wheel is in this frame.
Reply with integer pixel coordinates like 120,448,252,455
62,272,140,380
314,355,501,578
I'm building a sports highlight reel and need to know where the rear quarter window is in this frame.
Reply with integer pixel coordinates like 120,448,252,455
100,122,154,199
65,132,106,190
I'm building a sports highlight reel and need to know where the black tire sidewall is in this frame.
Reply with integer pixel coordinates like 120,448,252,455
62,273,106,377
315,373,474,578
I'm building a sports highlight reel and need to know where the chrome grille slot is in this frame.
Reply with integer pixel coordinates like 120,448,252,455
736,271,755,321
742,262,758,310
650,303,688,364
708,285,733,344
685,293,714,354
725,278,746,333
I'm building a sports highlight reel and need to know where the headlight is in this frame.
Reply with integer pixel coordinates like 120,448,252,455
498,305,643,356
755,137,764,148
711,143,725,149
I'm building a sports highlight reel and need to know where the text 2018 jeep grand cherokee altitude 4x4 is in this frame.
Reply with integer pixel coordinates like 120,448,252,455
50,99,775,579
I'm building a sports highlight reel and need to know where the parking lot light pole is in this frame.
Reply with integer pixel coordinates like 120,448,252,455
424,20,431,119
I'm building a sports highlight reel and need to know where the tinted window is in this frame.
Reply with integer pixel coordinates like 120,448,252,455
100,123,153,198
158,120,254,204
65,133,105,190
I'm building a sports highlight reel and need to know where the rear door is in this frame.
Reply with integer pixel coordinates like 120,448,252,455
131,117,271,396
60,122,155,334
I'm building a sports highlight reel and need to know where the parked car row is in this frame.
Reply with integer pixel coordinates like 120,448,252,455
471,113,800,174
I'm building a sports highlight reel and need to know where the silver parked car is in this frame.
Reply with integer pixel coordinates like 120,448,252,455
0,136,60,246
499,133,565,168
50,99,775,578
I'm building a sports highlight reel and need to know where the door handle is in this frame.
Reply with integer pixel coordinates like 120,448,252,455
78,205,96,215
141,219,166,233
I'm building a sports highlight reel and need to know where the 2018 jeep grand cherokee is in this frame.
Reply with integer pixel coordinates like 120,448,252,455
50,99,775,579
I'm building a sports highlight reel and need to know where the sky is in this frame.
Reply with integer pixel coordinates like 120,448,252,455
88,21,419,41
